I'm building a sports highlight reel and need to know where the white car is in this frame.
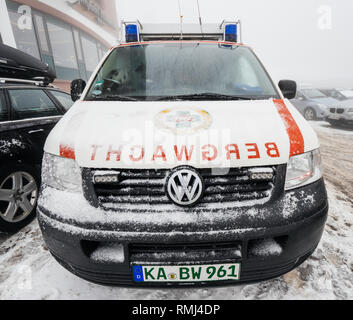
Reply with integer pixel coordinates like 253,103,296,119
37,21,328,287
320,89,353,126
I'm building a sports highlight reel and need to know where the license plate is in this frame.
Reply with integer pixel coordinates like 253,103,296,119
132,263,241,282
329,115,340,120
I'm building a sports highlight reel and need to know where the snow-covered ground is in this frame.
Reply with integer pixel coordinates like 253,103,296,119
0,121,352,300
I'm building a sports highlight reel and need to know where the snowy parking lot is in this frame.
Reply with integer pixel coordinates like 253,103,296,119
0,121,352,300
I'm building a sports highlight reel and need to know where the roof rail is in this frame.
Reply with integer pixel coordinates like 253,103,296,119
0,77,52,87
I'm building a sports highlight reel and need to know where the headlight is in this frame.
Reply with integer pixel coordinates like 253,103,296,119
348,108,353,113
42,152,82,192
285,149,323,191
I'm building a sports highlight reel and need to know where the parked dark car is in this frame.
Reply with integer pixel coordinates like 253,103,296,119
0,79,73,232
290,88,339,121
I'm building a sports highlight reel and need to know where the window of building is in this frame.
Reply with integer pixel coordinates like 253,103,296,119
81,34,100,78
73,30,83,61
6,0,40,59
98,43,108,60
49,90,74,111
33,13,55,71
8,89,61,120
5,0,111,83
0,90,8,122
73,29,87,80
33,14,48,52
97,43,103,60
46,18,79,80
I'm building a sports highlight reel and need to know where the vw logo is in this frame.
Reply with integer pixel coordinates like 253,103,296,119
166,167,204,207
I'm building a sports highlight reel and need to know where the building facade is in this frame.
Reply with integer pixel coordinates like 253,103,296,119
0,0,119,91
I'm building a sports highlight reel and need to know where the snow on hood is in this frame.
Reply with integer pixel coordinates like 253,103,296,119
44,99,319,169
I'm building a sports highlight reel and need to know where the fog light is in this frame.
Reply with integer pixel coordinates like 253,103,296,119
90,242,125,264
93,172,120,184
250,173,274,180
248,238,283,258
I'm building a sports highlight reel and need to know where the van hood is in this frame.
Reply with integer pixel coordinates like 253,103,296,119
44,99,319,169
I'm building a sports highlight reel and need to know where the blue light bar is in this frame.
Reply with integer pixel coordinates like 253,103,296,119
125,24,139,43
224,24,238,43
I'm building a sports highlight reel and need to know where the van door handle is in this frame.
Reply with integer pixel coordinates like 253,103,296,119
28,129,44,134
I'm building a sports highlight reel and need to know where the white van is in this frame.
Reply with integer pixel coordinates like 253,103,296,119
37,21,328,286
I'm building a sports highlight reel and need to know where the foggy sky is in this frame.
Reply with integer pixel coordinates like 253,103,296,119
117,0,353,88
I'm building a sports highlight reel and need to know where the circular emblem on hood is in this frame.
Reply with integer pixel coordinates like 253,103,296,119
155,107,212,134
166,167,204,207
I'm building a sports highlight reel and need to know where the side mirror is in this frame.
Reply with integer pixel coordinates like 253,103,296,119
71,79,86,102
278,80,297,100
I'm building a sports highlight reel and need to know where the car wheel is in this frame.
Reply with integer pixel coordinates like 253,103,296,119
0,165,40,233
304,108,317,121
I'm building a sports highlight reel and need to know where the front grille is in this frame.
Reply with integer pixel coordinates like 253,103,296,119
86,166,276,209
129,242,242,264
330,108,336,113
337,108,345,114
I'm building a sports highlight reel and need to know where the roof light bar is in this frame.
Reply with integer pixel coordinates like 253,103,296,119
125,24,139,43
225,24,237,42
220,20,242,43
119,20,242,43
122,20,143,43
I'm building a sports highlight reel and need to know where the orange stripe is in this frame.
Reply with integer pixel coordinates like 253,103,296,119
59,145,76,160
273,99,305,157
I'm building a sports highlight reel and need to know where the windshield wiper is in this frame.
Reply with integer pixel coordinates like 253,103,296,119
86,94,138,101
155,93,253,101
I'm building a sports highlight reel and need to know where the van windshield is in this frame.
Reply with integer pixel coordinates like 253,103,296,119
85,43,280,101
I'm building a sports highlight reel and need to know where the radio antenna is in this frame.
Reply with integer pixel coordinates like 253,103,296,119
178,0,183,40
196,0,204,37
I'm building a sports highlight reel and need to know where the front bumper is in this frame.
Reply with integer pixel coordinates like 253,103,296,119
37,179,328,287
326,113,353,125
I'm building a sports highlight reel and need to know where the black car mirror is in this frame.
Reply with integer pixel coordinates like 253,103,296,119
278,80,297,100
71,79,86,102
